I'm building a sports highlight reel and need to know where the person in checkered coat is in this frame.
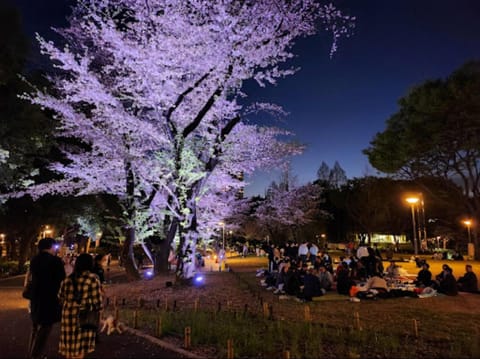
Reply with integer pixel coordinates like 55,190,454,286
58,253,103,358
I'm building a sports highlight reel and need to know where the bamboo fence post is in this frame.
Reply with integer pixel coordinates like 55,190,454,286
184,327,191,349
304,305,311,322
155,316,162,337
354,311,362,331
412,319,419,338
227,339,234,359
283,350,291,359
263,303,269,318
133,310,138,329
114,308,119,321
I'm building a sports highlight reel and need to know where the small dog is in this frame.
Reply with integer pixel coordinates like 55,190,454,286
100,315,124,335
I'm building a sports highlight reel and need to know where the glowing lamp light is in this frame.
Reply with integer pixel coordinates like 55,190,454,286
405,197,419,205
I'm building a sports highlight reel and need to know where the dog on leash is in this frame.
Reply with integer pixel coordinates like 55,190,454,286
100,315,124,335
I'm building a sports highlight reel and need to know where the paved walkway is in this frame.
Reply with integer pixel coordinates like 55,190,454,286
0,268,192,359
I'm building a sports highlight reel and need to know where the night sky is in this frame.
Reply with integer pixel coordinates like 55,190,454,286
10,0,480,196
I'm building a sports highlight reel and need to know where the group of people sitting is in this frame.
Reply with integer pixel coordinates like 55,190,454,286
258,244,387,302
414,261,479,295
258,243,479,302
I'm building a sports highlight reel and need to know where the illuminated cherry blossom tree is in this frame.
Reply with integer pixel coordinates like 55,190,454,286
18,0,353,279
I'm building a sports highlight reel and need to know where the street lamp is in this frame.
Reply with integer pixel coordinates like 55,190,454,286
405,196,419,255
463,219,476,260
462,219,472,243
42,225,52,239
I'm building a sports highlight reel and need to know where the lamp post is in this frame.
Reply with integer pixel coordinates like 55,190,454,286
463,219,475,260
405,196,419,255
0,233,4,258
463,219,472,243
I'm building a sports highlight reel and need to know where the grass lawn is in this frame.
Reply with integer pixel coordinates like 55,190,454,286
106,253,480,358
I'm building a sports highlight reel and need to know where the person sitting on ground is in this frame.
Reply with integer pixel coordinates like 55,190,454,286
385,260,400,280
297,267,324,302
414,256,426,268
317,265,334,291
273,260,291,294
434,264,458,296
334,256,346,280
350,256,367,281
415,262,432,288
336,261,355,295
457,264,478,293
452,251,464,261
356,274,389,300
283,264,303,297
365,274,389,293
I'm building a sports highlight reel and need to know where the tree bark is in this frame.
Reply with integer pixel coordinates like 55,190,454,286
120,226,141,281
154,239,171,274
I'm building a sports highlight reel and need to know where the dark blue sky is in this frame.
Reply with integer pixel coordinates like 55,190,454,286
11,0,480,196
246,0,480,196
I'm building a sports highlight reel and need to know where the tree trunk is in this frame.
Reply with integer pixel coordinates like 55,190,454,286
120,227,141,281
155,216,178,274
154,239,171,274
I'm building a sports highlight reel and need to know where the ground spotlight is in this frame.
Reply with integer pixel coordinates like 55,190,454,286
144,269,154,279
193,274,205,287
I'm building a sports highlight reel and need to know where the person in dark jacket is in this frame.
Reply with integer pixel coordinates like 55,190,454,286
298,268,324,301
415,262,433,288
434,265,458,296
28,237,66,359
336,262,355,295
457,264,478,293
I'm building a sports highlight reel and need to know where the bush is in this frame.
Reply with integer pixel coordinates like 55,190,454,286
0,259,29,277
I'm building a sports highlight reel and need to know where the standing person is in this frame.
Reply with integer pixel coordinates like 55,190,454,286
28,237,66,359
218,247,226,272
297,241,309,265
58,253,103,359
308,242,319,265
92,254,106,284
242,243,248,258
